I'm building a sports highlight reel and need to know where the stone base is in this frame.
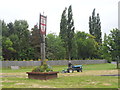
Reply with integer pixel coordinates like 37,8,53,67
26,72,59,80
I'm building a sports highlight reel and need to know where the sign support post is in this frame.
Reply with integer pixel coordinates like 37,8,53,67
41,35,45,65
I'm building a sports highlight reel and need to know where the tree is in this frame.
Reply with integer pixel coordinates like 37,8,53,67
31,25,41,59
75,31,98,60
7,22,15,35
59,7,67,58
71,36,77,60
89,9,102,44
60,5,75,60
2,20,34,60
46,33,66,60
108,29,120,68
13,20,32,60
60,7,67,42
2,37,16,60
2,20,9,37
101,29,120,68
67,5,75,60
2,21,16,60
89,9,95,36
101,33,112,62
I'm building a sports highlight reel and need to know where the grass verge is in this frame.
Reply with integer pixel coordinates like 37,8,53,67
1,63,119,88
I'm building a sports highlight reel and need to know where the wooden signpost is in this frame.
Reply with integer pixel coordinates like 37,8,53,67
26,14,59,80
39,13,47,65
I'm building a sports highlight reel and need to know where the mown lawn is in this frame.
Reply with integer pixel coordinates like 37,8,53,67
1,63,119,88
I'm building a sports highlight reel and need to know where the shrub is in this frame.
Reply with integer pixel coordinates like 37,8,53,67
32,62,53,72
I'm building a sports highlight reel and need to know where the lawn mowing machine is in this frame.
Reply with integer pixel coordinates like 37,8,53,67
62,65,83,73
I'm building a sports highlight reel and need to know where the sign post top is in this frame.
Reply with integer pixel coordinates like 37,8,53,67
39,14,47,35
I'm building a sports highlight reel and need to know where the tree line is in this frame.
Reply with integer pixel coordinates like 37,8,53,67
1,5,120,63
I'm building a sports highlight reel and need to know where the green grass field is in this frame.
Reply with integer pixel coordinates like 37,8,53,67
1,63,119,88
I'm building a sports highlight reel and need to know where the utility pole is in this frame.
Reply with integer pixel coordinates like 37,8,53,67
39,13,47,65
117,1,120,69
118,1,120,29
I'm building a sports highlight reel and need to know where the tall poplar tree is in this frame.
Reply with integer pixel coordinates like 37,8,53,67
60,5,75,60
89,9,102,44
59,7,67,46
67,5,75,60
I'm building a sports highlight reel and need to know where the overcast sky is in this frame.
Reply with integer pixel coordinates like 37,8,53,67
0,0,119,37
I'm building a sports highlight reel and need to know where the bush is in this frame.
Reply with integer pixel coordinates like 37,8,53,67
32,62,53,72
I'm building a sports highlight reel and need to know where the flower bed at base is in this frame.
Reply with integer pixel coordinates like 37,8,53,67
26,72,59,80
26,61,59,80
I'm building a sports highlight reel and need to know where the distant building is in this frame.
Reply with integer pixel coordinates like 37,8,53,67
118,1,120,29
